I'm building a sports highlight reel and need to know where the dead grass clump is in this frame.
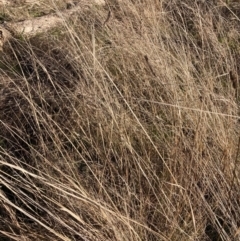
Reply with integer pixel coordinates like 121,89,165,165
0,0,240,240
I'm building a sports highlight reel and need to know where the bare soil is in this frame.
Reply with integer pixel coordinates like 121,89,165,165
0,0,105,49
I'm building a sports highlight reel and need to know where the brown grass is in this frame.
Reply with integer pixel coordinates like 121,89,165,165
0,0,240,240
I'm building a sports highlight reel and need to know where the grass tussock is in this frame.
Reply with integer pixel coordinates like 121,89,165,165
0,0,240,240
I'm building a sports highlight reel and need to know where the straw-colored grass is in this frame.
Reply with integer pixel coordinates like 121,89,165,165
0,0,240,240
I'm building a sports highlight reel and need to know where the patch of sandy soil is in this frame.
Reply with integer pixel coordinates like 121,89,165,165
0,0,104,5
0,0,105,7
0,0,105,49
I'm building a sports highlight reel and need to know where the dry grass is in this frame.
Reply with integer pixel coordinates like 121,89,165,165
0,0,240,240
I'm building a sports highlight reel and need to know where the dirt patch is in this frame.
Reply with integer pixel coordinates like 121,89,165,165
0,0,105,50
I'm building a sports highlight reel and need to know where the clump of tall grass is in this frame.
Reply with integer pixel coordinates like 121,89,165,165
0,0,240,240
